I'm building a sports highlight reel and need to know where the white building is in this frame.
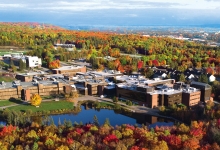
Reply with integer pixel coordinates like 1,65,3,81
208,74,216,82
26,56,42,68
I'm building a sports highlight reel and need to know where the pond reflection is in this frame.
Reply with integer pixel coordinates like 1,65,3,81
30,105,174,127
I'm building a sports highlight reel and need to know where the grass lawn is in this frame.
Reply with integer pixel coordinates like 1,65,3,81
0,99,23,107
0,76,15,82
0,51,28,57
99,101,114,107
8,100,75,112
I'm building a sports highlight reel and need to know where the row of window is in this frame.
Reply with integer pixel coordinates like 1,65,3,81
168,94,181,98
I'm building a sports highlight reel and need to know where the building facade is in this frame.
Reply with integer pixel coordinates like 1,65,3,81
26,56,42,68
190,81,211,102
52,66,86,76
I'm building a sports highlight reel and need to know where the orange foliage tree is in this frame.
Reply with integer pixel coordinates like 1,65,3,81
49,60,60,69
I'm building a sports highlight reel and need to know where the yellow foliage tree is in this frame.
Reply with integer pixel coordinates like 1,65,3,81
30,94,42,107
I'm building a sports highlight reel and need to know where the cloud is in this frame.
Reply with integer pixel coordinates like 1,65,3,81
1,0,220,26
1,0,219,13
0,0,183,11
0,3,25,8
128,14,138,17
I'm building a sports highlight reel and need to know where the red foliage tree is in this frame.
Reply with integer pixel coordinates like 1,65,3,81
0,125,17,136
206,67,214,75
160,134,182,149
103,134,119,145
137,60,143,69
152,59,159,66
190,128,205,140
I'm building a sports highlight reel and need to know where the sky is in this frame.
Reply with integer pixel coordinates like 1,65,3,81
0,0,220,27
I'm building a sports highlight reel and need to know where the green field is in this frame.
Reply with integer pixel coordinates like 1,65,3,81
0,49,28,56
0,76,15,82
0,51,11,56
8,100,75,112
0,99,23,107
99,101,114,107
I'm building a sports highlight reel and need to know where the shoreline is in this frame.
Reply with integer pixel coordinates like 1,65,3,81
0,95,185,125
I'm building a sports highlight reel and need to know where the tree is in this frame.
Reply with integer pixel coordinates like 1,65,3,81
32,142,38,150
198,74,208,83
19,59,26,71
9,59,14,68
30,94,42,107
104,118,111,126
49,60,60,69
113,96,118,103
93,115,100,127
178,73,186,82
144,68,154,79
11,65,17,72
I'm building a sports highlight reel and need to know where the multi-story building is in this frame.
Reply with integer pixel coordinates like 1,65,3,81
25,56,42,68
116,83,154,106
182,89,201,107
116,78,203,108
147,88,182,108
190,81,211,102
52,65,86,76
174,82,201,107
7,55,42,68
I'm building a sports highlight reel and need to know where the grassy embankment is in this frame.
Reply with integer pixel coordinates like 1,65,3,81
0,99,23,107
7,100,74,113
0,98,114,112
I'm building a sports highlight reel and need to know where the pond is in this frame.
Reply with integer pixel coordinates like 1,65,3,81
0,105,175,127
41,105,174,127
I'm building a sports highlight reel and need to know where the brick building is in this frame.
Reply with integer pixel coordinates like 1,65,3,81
52,65,86,76
190,81,211,102
116,79,203,108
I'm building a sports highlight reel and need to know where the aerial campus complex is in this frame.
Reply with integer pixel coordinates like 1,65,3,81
0,53,211,109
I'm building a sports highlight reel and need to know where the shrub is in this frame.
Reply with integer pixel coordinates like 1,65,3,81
114,103,121,110
113,96,118,103
30,94,42,107
126,100,133,106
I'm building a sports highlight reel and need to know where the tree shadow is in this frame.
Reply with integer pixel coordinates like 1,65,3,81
9,97,24,104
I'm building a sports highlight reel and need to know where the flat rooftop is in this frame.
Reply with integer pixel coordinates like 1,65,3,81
53,65,84,71
17,71,48,76
0,78,70,89
117,78,200,95
148,89,182,95
89,70,122,77
191,81,211,88
143,79,175,85
116,75,146,82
